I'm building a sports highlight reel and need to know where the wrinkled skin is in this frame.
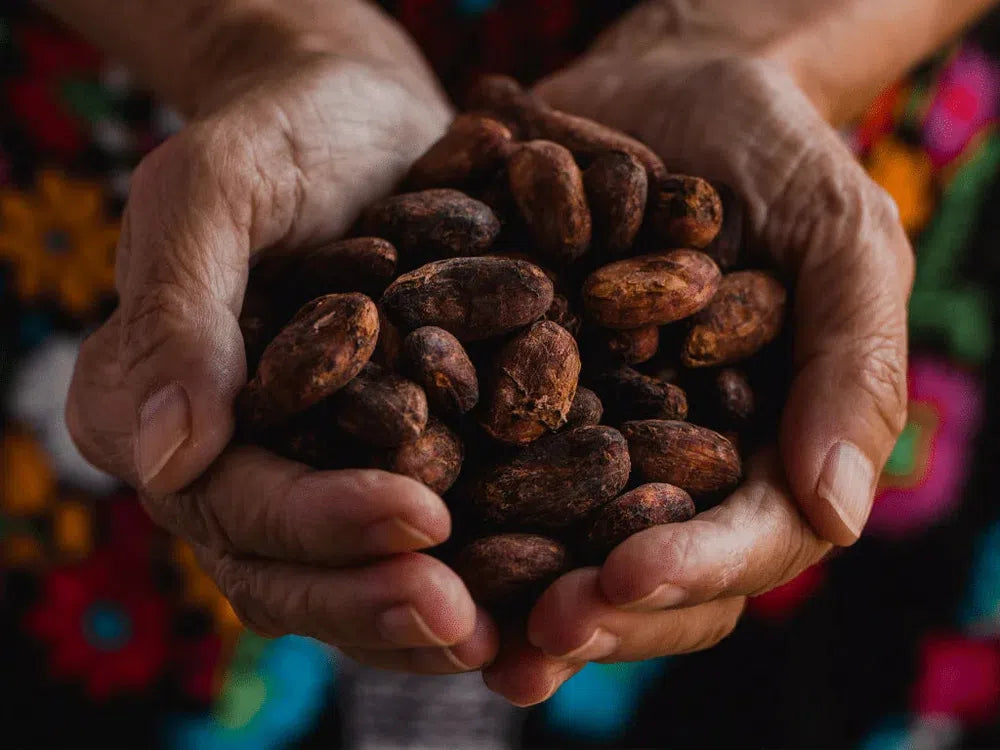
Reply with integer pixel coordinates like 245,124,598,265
483,14,913,706
66,52,502,676
65,2,913,707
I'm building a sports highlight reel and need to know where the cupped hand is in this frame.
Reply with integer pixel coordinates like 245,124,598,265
66,51,497,674
485,29,913,705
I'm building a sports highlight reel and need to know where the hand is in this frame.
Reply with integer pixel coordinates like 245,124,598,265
484,20,913,705
66,45,498,674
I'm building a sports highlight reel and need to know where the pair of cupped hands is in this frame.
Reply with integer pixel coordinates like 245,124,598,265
65,9,912,707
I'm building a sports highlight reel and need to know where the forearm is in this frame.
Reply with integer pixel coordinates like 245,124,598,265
39,0,440,116
596,0,999,124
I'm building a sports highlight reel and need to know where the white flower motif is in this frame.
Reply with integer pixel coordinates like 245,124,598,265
6,334,118,494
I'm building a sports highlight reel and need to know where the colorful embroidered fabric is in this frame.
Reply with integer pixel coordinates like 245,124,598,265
1,2,999,747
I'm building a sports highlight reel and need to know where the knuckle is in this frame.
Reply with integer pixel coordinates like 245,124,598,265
212,554,283,637
854,336,909,439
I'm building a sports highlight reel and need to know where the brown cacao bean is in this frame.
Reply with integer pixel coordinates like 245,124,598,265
332,363,428,447
622,420,741,495
472,426,630,529
508,140,592,265
479,321,581,445
682,271,787,367
716,368,755,422
582,250,721,329
584,483,695,555
705,183,745,270
281,238,398,305
363,189,500,263
590,366,688,423
466,75,667,181
372,418,464,494
402,326,480,415
237,293,378,427
406,114,514,190
381,256,554,342
454,533,570,606
649,175,723,249
563,387,604,430
589,325,659,365
584,151,648,255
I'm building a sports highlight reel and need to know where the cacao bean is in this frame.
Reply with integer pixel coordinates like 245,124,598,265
381,256,554,342
402,326,480,415
363,189,500,263
649,175,723,249
454,533,570,606
372,418,464,494
467,75,667,180
582,250,721,329
237,293,378,427
281,237,398,305
622,419,741,495
479,321,581,445
472,426,630,529
716,368,755,422
589,325,659,365
563,387,603,430
544,293,582,338
583,483,695,555
590,366,688,423
405,114,514,190
332,363,428,447
584,151,647,255
682,271,787,367
705,183,745,270
508,140,592,265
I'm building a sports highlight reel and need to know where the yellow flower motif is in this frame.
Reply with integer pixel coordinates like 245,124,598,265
866,136,937,236
1,427,55,517
172,539,244,645
0,171,118,315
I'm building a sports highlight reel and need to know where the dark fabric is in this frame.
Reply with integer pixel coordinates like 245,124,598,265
1,2,999,748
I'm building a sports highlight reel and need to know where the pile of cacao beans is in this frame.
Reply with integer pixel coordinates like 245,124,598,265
236,75,791,616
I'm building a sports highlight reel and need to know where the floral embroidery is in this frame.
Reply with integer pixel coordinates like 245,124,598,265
0,170,117,314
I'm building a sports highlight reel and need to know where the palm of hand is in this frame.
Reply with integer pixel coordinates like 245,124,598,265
481,51,911,705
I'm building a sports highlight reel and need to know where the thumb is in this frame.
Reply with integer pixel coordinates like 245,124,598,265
116,126,280,496
779,186,913,546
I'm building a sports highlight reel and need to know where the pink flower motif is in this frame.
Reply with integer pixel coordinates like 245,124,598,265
923,45,1000,168
867,356,982,539
748,562,827,621
913,635,1000,724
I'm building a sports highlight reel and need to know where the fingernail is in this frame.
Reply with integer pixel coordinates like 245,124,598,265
136,382,190,485
410,646,476,673
440,647,474,672
365,517,437,551
618,582,688,611
816,441,875,539
550,627,619,661
516,666,580,707
376,604,447,647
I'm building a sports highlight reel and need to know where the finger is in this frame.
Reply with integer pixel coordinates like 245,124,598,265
339,607,499,674
66,310,136,483
482,632,584,707
598,451,831,611
197,547,476,650
779,193,911,544
539,58,913,545
528,568,745,662
115,128,259,497
143,444,450,565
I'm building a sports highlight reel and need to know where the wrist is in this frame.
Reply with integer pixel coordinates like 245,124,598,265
158,0,448,118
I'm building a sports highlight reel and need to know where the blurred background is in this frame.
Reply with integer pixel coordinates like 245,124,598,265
1,1,999,748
